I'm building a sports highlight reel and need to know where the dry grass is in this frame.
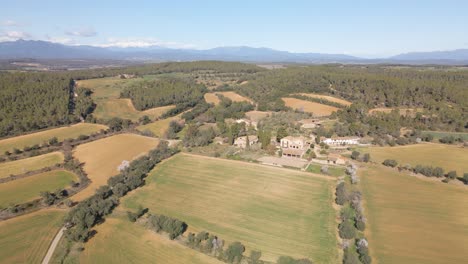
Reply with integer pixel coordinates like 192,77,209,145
78,77,174,121
0,123,108,154
360,164,468,264
0,170,77,208
122,154,338,263
0,209,65,263
72,134,159,201
282,98,339,117
136,113,184,137
360,143,468,175
245,111,271,122
0,151,63,179
297,93,352,106
368,107,423,117
204,91,253,105
78,213,222,264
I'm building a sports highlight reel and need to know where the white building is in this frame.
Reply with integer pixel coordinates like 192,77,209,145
322,137,360,146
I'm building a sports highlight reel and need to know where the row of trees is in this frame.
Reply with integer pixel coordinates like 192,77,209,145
64,142,177,242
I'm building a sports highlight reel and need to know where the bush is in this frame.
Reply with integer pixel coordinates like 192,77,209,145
225,241,245,264
335,182,347,205
277,256,313,264
339,220,356,239
463,173,468,184
147,214,187,239
343,247,361,264
382,159,398,168
446,171,457,180
355,219,366,231
351,151,360,160
362,153,370,163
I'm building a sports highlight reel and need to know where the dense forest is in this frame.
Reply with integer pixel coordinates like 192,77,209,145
120,78,207,111
0,72,89,137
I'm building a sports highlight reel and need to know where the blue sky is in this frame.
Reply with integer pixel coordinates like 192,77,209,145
1,0,467,57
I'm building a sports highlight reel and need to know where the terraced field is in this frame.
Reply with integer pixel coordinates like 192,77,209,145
122,154,338,263
0,209,65,263
204,91,253,105
0,123,108,154
0,151,63,179
72,134,160,201
359,143,468,175
282,97,339,116
0,170,77,208
360,165,468,264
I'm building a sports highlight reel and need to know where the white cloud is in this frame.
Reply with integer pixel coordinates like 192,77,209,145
65,27,97,37
0,31,31,41
45,35,75,45
94,38,196,49
1,20,19,27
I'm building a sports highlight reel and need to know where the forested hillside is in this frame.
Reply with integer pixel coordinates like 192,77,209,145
120,78,207,111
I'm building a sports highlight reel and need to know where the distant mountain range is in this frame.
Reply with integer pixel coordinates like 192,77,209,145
1,40,467,65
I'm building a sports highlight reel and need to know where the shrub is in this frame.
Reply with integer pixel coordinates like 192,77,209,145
446,171,457,180
382,159,398,167
355,219,366,231
463,173,468,185
277,256,313,264
343,247,361,264
339,220,356,239
362,153,370,163
225,241,245,264
335,182,347,205
351,151,360,160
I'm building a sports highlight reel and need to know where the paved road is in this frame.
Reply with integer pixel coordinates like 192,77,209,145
41,226,65,264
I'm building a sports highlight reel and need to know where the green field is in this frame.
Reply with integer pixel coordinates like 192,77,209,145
0,170,77,208
136,114,183,137
306,163,345,177
0,123,108,154
0,209,65,263
0,152,64,179
421,130,468,141
360,165,468,263
122,154,338,263
75,212,222,264
359,143,468,174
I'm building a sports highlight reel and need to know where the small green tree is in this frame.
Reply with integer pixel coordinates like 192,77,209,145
362,153,370,163
276,127,288,142
463,173,468,185
351,151,360,160
225,242,245,264
250,250,262,264
382,159,398,167
447,171,457,180
339,220,356,239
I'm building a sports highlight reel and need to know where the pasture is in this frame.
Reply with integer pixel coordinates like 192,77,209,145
297,93,352,106
78,77,175,121
78,213,222,264
359,143,468,174
0,151,63,179
72,133,159,201
306,163,346,177
0,170,77,208
122,154,338,263
360,165,468,264
0,123,108,154
282,97,339,116
0,209,65,263
204,91,253,105
245,110,271,122
136,114,183,137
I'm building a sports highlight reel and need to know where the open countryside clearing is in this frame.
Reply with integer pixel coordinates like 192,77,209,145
122,154,338,263
77,76,175,121
0,151,63,179
360,165,468,264
297,93,352,106
360,143,468,175
282,97,339,116
0,209,65,264
0,170,77,208
78,213,222,264
204,91,253,105
0,123,108,154
368,107,423,117
72,133,160,201
136,113,184,137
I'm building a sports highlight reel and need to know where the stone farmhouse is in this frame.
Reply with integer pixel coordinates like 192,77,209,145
280,136,309,159
322,136,360,146
234,135,258,148
327,153,347,165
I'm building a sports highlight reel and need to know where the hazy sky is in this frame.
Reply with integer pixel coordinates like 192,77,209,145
1,0,467,57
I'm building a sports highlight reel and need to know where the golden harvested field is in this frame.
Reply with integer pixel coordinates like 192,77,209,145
78,77,175,121
297,93,352,106
282,97,339,116
78,213,222,264
122,154,338,263
360,165,468,264
0,123,108,154
204,91,253,105
360,143,468,175
0,209,65,263
136,113,184,137
368,107,423,117
0,151,63,179
72,134,159,201
245,110,271,122
0,170,77,208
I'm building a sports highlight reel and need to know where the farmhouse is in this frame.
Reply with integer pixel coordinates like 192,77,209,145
234,135,258,148
327,153,346,165
322,136,360,146
281,136,308,158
